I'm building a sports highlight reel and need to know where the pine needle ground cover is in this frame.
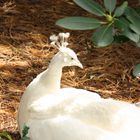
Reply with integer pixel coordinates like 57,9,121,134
0,0,140,139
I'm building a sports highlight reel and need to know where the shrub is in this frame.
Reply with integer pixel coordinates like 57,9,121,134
56,0,140,77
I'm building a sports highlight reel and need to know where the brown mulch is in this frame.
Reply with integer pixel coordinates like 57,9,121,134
0,0,140,139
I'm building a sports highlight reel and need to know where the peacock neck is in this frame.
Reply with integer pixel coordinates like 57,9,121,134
40,53,63,93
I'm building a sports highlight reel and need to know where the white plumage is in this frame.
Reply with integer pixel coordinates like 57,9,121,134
18,33,140,140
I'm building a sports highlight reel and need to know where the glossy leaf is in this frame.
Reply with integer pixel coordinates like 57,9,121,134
129,23,140,35
133,63,140,77
73,0,105,16
114,1,128,17
125,7,140,22
125,7,140,34
92,25,114,47
104,0,116,13
115,18,139,43
56,17,101,30
124,30,139,43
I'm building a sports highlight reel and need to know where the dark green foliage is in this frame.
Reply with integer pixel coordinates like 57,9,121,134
56,0,140,48
133,64,140,78
73,0,105,16
104,0,116,13
114,1,128,17
114,18,139,43
135,6,140,15
21,125,30,140
92,25,114,47
125,7,140,35
56,0,140,77
56,17,101,30
114,35,129,43
0,131,12,140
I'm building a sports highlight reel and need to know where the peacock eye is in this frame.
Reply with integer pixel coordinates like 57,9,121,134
71,57,74,60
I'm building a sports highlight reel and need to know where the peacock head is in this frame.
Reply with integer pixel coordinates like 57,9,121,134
50,32,83,68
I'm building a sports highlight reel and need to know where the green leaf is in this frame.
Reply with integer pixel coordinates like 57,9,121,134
0,131,12,140
114,18,139,43
73,0,105,16
135,6,140,15
133,63,140,77
125,7,140,22
113,35,129,43
104,0,116,13
22,125,30,137
129,23,140,35
21,136,30,140
92,25,114,47
124,29,139,43
136,37,140,47
125,7,140,34
114,1,128,17
21,125,30,140
56,17,101,30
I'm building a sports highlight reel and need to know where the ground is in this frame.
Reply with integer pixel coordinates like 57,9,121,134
0,0,140,139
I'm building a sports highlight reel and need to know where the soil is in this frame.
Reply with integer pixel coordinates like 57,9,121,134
0,0,140,140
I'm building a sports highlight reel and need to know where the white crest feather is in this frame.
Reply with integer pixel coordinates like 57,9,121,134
50,32,70,51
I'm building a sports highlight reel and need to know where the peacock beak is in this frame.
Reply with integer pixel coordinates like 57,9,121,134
76,60,83,69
